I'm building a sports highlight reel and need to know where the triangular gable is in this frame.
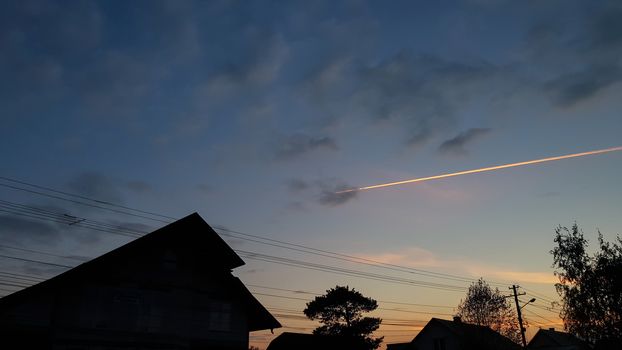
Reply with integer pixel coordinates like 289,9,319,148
0,213,280,331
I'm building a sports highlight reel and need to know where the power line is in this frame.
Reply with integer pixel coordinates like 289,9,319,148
217,226,506,287
521,286,559,304
0,244,88,262
0,176,513,288
0,198,150,234
0,206,142,238
238,251,466,292
522,308,559,325
0,271,45,283
0,176,176,221
247,284,456,309
0,253,73,269
0,204,474,293
0,182,170,224
252,292,455,316
0,219,470,294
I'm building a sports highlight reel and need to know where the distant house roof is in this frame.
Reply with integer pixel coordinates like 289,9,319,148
528,328,591,350
386,342,412,350
428,318,521,350
0,212,280,332
387,317,521,350
266,332,366,350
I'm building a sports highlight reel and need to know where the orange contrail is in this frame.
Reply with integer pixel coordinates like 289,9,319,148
337,146,622,193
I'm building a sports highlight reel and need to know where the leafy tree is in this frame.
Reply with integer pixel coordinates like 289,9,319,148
456,278,522,344
303,285,383,350
551,223,622,344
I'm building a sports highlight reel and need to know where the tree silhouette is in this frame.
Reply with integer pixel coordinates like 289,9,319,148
551,223,622,344
303,285,382,350
456,278,522,344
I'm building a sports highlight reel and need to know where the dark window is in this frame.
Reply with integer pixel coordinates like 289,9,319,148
209,302,232,331
163,251,177,271
434,338,446,350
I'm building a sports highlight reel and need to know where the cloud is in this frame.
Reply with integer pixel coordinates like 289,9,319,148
524,2,622,107
126,180,152,194
358,246,558,285
66,172,124,204
438,128,491,155
357,53,500,145
286,201,307,212
358,247,444,268
274,134,338,160
285,178,358,207
317,180,358,206
299,50,505,150
543,65,622,107
286,179,310,193
196,184,213,194
470,266,559,285
66,172,153,204
0,215,62,246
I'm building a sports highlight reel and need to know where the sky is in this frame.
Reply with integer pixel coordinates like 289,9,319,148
1,0,622,348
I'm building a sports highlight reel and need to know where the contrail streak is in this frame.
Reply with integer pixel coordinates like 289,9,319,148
337,146,622,193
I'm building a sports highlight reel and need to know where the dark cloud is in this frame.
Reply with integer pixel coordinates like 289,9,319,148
300,50,504,149
438,128,491,155
544,65,622,107
317,180,358,207
525,2,622,107
0,215,62,246
355,52,498,147
286,201,307,212
196,184,213,194
286,177,358,207
66,172,124,204
66,172,153,204
275,134,338,160
126,180,152,194
286,179,310,193
584,4,622,51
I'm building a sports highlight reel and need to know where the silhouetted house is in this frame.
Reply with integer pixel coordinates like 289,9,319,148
0,213,280,349
387,317,521,350
528,328,591,350
266,332,366,350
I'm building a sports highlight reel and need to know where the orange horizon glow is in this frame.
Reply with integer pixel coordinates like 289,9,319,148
337,146,622,193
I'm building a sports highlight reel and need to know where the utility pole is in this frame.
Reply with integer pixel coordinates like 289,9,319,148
510,285,528,348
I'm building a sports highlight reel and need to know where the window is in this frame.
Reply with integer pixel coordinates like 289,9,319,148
208,302,232,332
163,251,177,271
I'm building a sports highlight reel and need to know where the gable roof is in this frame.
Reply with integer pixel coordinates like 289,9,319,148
528,329,591,349
412,318,521,350
0,213,280,331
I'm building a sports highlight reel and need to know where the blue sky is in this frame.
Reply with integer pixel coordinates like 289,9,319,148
1,0,622,348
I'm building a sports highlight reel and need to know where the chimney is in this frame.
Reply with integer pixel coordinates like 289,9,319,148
453,316,461,323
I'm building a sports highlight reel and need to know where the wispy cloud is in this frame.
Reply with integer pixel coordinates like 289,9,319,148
438,128,491,155
0,215,62,246
66,172,124,204
286,179,310,193
357,247,558,285
316,179,358,207
274,134,338,160
525,2,622,108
